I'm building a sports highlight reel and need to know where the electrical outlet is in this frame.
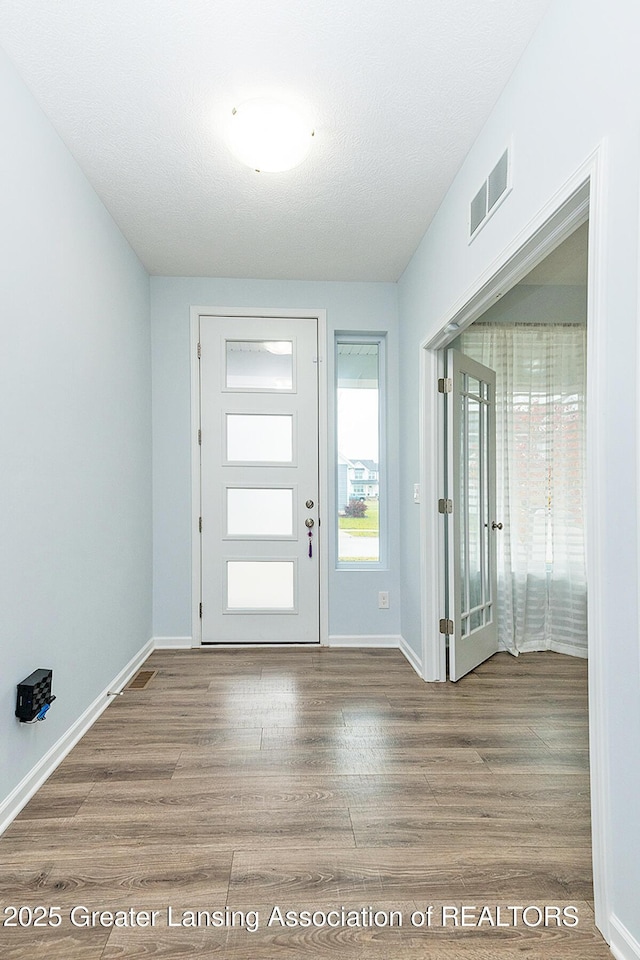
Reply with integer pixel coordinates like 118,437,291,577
378,591,390,609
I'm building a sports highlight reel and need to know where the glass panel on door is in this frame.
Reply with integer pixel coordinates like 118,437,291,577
447,349,499,680
226,560,295,610
226,488,294,537
225,414,294,463
226,340,294,391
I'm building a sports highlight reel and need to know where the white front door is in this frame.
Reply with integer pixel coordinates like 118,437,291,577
447,349,500,680
199,316,320,643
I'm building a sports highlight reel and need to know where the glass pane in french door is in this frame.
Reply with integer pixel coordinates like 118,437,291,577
459,372,493,633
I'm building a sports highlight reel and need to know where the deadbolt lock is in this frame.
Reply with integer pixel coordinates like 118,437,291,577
305,499,314,509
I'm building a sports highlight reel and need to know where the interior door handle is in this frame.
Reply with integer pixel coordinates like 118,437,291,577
491,521,503,530
305,518,314,528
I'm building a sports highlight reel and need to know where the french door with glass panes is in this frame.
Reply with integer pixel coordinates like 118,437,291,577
446,349,500,680
199,316,319,643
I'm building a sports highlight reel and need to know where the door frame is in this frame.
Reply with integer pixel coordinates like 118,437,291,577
190,306,329,647
418,145,611,938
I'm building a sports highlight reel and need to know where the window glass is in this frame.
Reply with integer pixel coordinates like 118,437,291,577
336,340,381,564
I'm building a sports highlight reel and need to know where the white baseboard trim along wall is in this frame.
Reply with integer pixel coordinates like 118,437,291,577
153,636,194,649
0,638,154,836
610,915,640,960
326,634,424,677
157,633,425,677
326,634,401,648
398,636,424,677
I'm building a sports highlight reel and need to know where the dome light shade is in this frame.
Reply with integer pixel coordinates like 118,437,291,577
228,99,314,172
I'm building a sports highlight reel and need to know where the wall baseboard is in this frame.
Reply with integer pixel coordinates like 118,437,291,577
326,634,402,648
610,915,640,960
0,638,153,837
153,636,194,649
326,633,424,677
399,635,424,677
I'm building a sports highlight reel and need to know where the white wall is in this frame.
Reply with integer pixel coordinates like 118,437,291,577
0,49,152,806
150,277,401,641
398,0,640,945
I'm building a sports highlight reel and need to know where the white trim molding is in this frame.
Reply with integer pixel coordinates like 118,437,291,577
326,634,402,648
399,635,423,677
153,636,195,649
610,915,640,960
0,639,153,836
326,634,423,677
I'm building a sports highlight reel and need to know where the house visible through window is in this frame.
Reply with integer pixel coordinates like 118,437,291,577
336,339,383,565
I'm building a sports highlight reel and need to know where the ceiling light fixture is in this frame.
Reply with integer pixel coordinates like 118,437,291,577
228,99,314,173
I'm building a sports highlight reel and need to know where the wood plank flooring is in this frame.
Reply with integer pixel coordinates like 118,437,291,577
0,648,610,959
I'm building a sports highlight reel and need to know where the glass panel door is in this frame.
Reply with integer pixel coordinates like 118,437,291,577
447,349,499,680
199,315,319,644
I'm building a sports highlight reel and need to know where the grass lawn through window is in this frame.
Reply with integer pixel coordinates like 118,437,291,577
339,498,379,535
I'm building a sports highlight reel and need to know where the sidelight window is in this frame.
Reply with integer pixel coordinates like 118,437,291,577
335,337,385,567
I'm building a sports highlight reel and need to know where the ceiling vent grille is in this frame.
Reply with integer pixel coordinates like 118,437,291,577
469,147,511,240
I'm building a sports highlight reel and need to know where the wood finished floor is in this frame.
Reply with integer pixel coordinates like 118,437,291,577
0,648,609,959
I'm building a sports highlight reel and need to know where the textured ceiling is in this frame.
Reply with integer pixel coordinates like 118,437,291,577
0,0,553,281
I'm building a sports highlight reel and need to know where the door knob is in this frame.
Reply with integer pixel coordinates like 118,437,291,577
305,518,315,528
491,521,503,530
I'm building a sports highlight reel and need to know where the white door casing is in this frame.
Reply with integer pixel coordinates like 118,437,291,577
198,315,320,643
447,349,499,680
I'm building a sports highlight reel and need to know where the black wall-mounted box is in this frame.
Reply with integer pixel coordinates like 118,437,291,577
16,669,53,722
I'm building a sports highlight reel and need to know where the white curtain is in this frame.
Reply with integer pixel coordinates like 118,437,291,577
459,323,587,657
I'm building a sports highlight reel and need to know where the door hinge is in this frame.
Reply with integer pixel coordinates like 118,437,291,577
197,342,201,359
198,428,202,445
438,377,452,393
438,498,453,514
199,602,203,619
439,618,454,635
198,516,202,533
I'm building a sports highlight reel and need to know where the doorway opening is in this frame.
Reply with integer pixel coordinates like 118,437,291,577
444,220,588,679
418,159,611,941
